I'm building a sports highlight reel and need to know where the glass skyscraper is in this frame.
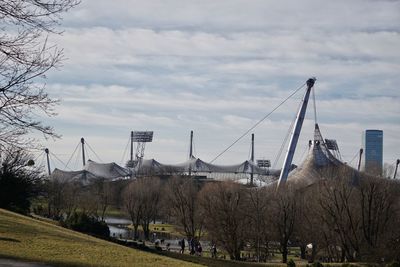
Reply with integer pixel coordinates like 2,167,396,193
362,129,383,175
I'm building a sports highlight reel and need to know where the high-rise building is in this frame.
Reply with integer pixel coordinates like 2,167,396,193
362,129,383,175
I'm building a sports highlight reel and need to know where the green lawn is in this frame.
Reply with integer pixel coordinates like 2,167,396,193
0,209,202,267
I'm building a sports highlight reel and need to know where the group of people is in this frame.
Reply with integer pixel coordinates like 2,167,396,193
178,238,217,258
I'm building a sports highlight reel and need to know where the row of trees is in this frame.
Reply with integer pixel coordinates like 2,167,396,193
46,177,126,221
120,169,400,263
42,166,400,263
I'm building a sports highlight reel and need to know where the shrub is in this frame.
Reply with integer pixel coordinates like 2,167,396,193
62,212,110,238
387,262,400,267
287,258,296,267
0,149,44,214
312,262,323,267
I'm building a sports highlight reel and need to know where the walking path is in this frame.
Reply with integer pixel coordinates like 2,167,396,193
0,258,51,267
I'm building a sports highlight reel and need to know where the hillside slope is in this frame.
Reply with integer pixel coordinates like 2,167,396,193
0,209,201,267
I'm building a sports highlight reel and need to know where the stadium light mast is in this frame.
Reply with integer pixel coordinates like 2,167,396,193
132,131,153,175
277,77,316,190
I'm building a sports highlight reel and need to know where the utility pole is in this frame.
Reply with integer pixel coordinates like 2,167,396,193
81,137,86,166
357,148,363,172
277,77,316,189
45,148,51,175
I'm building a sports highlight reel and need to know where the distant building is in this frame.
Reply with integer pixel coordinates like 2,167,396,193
362,129,383,175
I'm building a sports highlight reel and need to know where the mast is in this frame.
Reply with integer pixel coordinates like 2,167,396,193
394,159,400,179
45,148,51,175
81,137,86,166
189,130,193,158
250,133,254,186
189,130,193,176
277,77,316,189
130,131,134,163
357,148,363,171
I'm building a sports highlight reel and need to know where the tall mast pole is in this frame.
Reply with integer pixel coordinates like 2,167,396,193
357,148,363,172
45,148,51,175
189,130,193,177
394,159,400,179
130,131,134,163
277,78,316,189
189,130,193,158
250,133,255,186
81,137,86,166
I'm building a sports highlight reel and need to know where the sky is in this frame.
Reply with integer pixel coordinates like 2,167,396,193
34,0,400,172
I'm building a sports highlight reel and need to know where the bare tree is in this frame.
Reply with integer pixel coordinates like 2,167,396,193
0,0,79,148
122,177,161,240
91,178,113,221
358,175,399,260
295,183,332,263
199,181,248,260
245,186,272,262
123,180,143,239
165,176,203,240
317,168,362,262
139,177,161,240
270,186,297,263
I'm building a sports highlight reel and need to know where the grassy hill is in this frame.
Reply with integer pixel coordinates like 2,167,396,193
0,209,201,267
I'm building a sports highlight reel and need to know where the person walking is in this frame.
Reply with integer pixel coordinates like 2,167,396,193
211,243,217,258
179,238,185,254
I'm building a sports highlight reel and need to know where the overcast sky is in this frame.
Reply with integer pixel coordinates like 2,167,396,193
35,0,400,171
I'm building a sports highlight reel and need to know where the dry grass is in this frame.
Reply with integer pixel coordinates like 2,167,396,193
0,209,201,267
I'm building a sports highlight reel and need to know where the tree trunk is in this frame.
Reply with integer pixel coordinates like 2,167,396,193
142,222,150,240
340,249,345,262
282,243,288,263
133,225,139,240
311,243,317,263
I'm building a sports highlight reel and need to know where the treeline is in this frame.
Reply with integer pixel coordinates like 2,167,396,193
117,167,400,263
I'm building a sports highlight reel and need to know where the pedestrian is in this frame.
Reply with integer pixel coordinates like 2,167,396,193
196,242,202,256
179,238,185,254
211,243,217,258
189,238,195,255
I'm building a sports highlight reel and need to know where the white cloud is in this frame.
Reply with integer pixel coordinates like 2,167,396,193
32,0,400,172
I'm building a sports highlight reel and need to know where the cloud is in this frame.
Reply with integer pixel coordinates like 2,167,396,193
32,0,400,171
63,0,400,33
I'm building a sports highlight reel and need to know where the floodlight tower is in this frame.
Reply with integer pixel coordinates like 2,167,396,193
132,131,153,174
257,159,271,186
